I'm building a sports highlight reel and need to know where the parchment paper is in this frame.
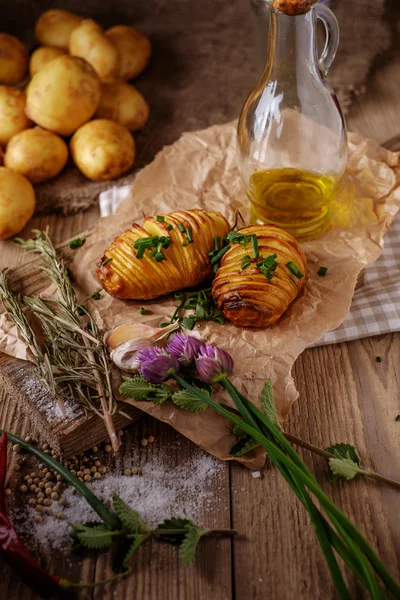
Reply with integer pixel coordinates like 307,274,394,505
1,121,399,469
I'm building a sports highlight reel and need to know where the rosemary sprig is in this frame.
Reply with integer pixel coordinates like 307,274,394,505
14,231,119,452
0,272,67,417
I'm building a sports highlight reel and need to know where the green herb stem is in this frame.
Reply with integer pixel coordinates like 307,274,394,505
210,246,229,265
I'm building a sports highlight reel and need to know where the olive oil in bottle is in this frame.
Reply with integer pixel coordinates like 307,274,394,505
248,168,341,240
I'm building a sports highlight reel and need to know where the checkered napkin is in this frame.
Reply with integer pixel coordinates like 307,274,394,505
99,187,400,347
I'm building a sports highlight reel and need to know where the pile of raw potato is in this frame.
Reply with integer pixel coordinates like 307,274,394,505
0,9,151,240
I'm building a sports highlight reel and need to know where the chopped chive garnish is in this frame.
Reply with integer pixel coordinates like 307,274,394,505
167,224,173,231
174,292,184,299
160,322,171,328
178,222,186,233
376,356,382,363
186,227,193,243
91,291,102,300
133,236,159,248
214,236,221,251
139,307,146,315
318,266,328,277
77,306,85,316
241,262,251,270
136,246,145,259
265,272,274,280
148,248,158,259
210,245,230,264
156,215,165,222
286,262,304,279
181,316,196,330
182,241,189,247
251,235,259,258
240,255,251,262
396,415,400,422
101,258,113,267
155,252,165,262
69,237,86,249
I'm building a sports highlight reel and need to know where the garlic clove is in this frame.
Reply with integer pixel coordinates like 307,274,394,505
110,338,154,372
104,321,179,350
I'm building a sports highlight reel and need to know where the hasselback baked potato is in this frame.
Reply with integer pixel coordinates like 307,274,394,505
212,225,306,327
97,209,230,300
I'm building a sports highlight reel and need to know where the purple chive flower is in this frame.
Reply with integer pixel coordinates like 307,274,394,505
138,346,179,383
166,333,204,366
196,343,234,384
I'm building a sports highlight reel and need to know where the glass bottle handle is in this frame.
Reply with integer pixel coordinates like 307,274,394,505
315,4,339,76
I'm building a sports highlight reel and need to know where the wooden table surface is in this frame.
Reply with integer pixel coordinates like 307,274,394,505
1,19,400,600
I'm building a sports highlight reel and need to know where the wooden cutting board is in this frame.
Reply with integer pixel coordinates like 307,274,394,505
0,240,141,457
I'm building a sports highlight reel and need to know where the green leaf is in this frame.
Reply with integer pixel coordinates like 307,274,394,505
156,518,194,545
112,493,149,534
229,435,261,457
326,443,361,466
119,376,157,400
122,534,150,567
152,384,175,404
179,523,210,566
259,379,281,429
71,523,116,550
172,386,209,412
328,457,364,481
232,424,247,438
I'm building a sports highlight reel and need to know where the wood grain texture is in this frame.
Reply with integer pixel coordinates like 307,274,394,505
1,4,400,599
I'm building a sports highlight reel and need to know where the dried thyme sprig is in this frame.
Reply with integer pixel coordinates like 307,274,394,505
0,272,67,417
15,231,119,452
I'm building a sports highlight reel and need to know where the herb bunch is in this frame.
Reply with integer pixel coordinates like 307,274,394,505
1,230,119,451
120,335,400,600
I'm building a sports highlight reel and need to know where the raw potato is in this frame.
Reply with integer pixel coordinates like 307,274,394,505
35,9,82,50
0,167,36,239
4,127,68,184
0,33,28,85
69,20,119,82
29,46,68,77
95,81,149,131
70,119,135,182
0,86,32,147
106,25,151,80
26,55,101,136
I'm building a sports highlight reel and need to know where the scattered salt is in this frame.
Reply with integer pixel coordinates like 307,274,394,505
251,471,261,479
11,448,223,554
21,368,80,422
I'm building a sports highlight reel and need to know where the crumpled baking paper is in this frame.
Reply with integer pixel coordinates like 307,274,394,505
1,121,399,469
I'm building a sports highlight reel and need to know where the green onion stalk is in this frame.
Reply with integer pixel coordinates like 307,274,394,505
135,335,400,600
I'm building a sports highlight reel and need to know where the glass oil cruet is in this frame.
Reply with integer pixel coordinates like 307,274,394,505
237,0,347,241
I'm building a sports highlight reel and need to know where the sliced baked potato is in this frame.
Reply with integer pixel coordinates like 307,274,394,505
212,225,306,327
97,209,230,300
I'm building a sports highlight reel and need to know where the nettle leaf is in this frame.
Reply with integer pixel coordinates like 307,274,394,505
179,524,210,566
259,379,281,429
123,534,150,567
156,518,194,545
326,443,361,466
72,523,115,550
232,425,247,438
152,384,175,404
119,376,157,400
328,457,364,481
172,386,209,412
229,435,260,457
112,493,150,534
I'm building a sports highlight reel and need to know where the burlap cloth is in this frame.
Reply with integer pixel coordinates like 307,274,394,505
6,0,392,214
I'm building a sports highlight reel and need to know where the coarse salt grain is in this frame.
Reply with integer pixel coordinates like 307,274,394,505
9,448,224,554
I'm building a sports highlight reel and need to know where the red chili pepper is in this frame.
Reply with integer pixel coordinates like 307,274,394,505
0,432,63,597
